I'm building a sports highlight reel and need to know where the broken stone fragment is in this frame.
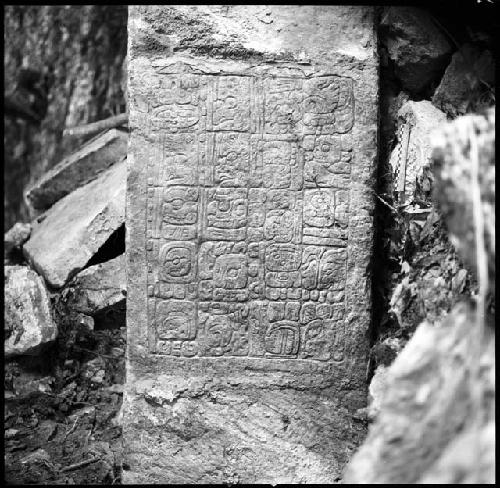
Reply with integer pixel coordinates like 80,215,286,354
4,222,31,264
380,7,453,94
343,302,495,484
432,44,495,118
25,128,127,211
5,266,58,358
431,108,495,286
388,100,447,202
366,365,390,420
23,159,126,289
12,373,54,398
65,254,126,317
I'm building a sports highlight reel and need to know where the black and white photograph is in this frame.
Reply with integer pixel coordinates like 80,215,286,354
4,4,496,484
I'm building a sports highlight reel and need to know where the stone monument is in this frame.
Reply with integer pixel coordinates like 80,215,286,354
125,5,378,483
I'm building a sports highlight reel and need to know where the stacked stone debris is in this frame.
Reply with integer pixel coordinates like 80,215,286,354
4,128,127,484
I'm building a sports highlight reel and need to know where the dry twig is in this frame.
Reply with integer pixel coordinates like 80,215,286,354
63,113,128,138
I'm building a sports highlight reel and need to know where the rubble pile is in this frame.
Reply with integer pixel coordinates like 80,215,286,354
4,129,127,484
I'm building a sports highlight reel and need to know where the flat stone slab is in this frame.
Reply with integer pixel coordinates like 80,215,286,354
125,5,378,484
65,254,127,316
25,128,127,211
23,159,126,289
5,266,57,358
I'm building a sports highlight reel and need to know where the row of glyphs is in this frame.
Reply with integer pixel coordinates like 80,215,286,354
149,132,353,190
148,241,347,302
152,299,345,361
145,73,356,361
139,74,355,135
148,187,349,246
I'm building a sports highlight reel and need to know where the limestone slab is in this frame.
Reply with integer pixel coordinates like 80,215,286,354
5,266,57,358
23,160,126,289
65,254,127,316
125,5,378,483
25,128,127,211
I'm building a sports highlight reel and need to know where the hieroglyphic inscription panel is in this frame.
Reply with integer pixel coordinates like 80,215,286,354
145,71,355,362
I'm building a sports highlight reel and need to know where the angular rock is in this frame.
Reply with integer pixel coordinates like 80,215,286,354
343,302,495,484
12,373,54,398
366,365,389,420
5,266,58,358
431,109,495,286
125,5,379,484
380,7,453,93
432,44,495,118
23,159,126,289
388,100,447,203
25,129,127,212
5,222,31,264
65,254,126,316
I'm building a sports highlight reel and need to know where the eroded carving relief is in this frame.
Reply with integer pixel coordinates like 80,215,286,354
146,70,355,362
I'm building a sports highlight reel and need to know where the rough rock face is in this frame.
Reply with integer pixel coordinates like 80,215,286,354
63,254,127,326
388,100,447,202
345,107,495,484
5,266,58,358
432,44,495,117
23,159,126,289
343,302,495,484
431,108,495,287
125,5,378,484
25,129,128,212
380,7,453,93
419,421,495,484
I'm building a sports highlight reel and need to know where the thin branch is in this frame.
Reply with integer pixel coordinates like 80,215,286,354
60,456,99,473
372,190,398,214
63,113,128,138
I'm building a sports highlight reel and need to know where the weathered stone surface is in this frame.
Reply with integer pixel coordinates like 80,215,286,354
64,254,126,315
431,108,495,286
432,44,495,118
23,159,126,289
418,421,495,484
5,266,58,358
343,302,495,484
125,5,378,483
5,222,31,264
380,7,453,93
25,129,127,212
389,100,447,203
